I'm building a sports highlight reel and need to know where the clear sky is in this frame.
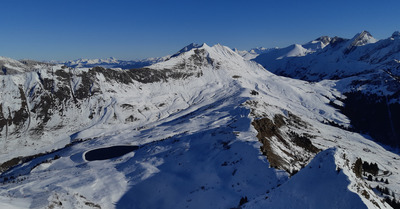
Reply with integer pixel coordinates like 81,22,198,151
1,0,399,61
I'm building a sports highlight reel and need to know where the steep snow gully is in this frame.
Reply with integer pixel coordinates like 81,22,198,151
0,33,400,209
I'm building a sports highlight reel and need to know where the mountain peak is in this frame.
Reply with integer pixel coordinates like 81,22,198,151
150,43,250,72
391,31,400,39
343,31,377,54
350,30,377,47
181,42,203,51
314,36,332,45
170,43,203,58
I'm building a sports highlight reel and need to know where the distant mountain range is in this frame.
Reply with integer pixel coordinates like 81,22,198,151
55,56,169,69
253,30,398,81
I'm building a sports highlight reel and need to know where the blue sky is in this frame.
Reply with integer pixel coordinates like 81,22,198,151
1,0,399,61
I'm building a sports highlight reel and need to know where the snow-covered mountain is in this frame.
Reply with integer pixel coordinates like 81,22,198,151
253,31,400,148
0,41,399,209
234,36,332,61
253,31,394,81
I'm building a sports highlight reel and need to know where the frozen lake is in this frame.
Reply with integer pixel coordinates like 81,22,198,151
84,145,139,161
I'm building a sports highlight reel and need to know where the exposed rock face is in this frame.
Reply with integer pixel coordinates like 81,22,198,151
252,113,320,174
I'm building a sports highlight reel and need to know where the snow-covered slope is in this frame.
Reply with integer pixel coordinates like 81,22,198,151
0,43,399,209
0,57,52,75
234,40,328,61
245,149,368,209
233,47,271,60
170,43,203,58
247,36,332,67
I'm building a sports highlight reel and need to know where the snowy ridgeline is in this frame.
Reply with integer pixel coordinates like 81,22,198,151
0,38,399,209
254,31,380,80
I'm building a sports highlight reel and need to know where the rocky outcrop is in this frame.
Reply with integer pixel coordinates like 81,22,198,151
252,113,320,174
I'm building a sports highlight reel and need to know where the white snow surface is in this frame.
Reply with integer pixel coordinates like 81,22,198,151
245,148,368,209
0,44,399,209
233,47,272,60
